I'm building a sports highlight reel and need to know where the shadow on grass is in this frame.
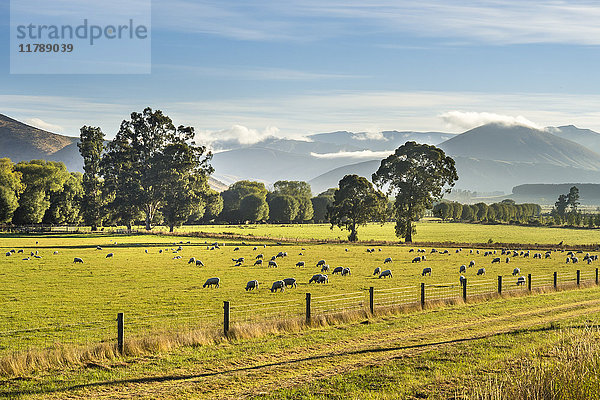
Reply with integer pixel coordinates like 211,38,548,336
4,322,585,397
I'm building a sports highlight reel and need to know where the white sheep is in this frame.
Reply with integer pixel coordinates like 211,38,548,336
491,257,500,264
106,253,114,258
283,278,297,288
332,266,343,274
254,259,263,266
422,267,432,276
384,257,392,264
203,277,220,288
341,267,351,276
379,269,392,278
188,257,196,264
296,261,305,267
316,259,326,267
477,268,486,275
73,257,84,263
321,264,330,273
245,280,259,291
196,260,204,266
516,276,526,286
268,260,278,268
512,267,520,276
459,265,466,273
270,280,285,292
373,267,381,276
459,275,466,285
309,274,323,283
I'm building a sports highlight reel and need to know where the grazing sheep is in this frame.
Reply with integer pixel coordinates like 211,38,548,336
159,249,163,254
96,246,102,250
345,248,348,252
572,257,579,263
5,252,11,257
317,274,328,283
477,268,486,276
254,259,263,266
22,257,30,261
256,254,263,259
491,257,501,264
373,267,381,276
469,260,475,267
384,257,392,264
276,251,285,258
188,257,196,264
17,249,23,254
321,264,330,273
34,255,42,259
516,276,526,286
234,262,242,267
379,269,392,278
298,252,303,256
566,257,570,263
73,257,84,263
459,265,466,273
234,247,240,251
442,250,449,254
173,256,182,259
53,251,59,255
296,261,305,267
203,277,220,288
309,274,323,283
232,257,244,263
545,252,551,259
245,280,259,291
268,260,278,268
316,260,326,267
422,267,432,276
409,248,414,252
196,260,204,266
332,266,343,274
341,267,351,276
459,275,466,285
431,248,437,253
506,257,510,263
145,249,148,254
106,253,114,258
283,278,297,288
512,267,520,276
253,247,258,251
270,256,276,261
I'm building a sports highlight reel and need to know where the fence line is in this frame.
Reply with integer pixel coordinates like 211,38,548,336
2,268,599,359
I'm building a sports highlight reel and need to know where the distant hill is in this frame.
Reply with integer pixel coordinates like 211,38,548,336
309,160,380,194
546,125,600,154
0,113,77,162
438,123,600,171
307,130,454,151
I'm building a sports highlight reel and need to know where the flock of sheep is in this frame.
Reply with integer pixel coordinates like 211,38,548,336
5,240,597,294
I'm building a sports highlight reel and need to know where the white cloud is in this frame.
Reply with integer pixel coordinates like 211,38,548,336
153,0,600,45
23,118,64,133
198,125,280,146
311,150,393,159
353,131,387,141
439,111,543,131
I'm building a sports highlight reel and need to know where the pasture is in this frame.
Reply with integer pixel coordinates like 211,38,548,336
0,229,598,357
173,220,600,245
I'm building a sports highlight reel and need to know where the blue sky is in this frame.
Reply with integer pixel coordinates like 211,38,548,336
2,0,600,144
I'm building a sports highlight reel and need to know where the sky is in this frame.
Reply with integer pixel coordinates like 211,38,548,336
1,0,600,144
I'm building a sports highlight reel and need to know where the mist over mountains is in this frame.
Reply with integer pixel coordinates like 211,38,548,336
2,113,600,195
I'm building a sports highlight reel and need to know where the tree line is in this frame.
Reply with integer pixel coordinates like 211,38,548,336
1,108,461,242
433,200,542,223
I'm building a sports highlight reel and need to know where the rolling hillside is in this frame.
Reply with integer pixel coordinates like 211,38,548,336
0,113,77,162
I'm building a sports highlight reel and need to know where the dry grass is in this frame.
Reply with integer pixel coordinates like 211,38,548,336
465,326,600,400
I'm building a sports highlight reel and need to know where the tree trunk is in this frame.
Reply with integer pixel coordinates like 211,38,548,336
126,221,132,231
145,213,152,231
91,224,97,232
169,225,174,233
405,219,412,242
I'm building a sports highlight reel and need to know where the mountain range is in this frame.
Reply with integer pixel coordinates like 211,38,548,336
2,113,600,195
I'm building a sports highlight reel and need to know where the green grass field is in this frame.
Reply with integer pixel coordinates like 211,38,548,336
170,220,600,246
0,226,597,357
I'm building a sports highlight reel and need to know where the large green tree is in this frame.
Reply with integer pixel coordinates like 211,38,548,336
268,194,299,223
239,193,269,222
43,172,83,224
327,174,387,242
78,126,105,231
101,108,213,230
220,180,268,223
272,180,313,222
0,158,23,223
311,188,335,223
12,160,70,224
372,142,458,242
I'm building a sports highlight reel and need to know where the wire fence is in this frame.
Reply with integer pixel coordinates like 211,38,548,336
1,268,599,362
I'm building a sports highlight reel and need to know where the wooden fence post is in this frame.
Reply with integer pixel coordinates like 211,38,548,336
305,293,311,324
554,271,558,289
577,270,580,286
369,287,374,314
420,283,425,308
462,278,467,302
497,276,502,295
117,312,124,354
223,301,230,336
527,274,532,291
596,268,599,285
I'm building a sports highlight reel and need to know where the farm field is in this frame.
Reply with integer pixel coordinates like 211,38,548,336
3,285,600,399
0,231,597,357
170,221,600,246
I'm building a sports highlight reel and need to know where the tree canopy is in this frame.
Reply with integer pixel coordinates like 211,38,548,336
328,174,387,242
372,142,458,242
